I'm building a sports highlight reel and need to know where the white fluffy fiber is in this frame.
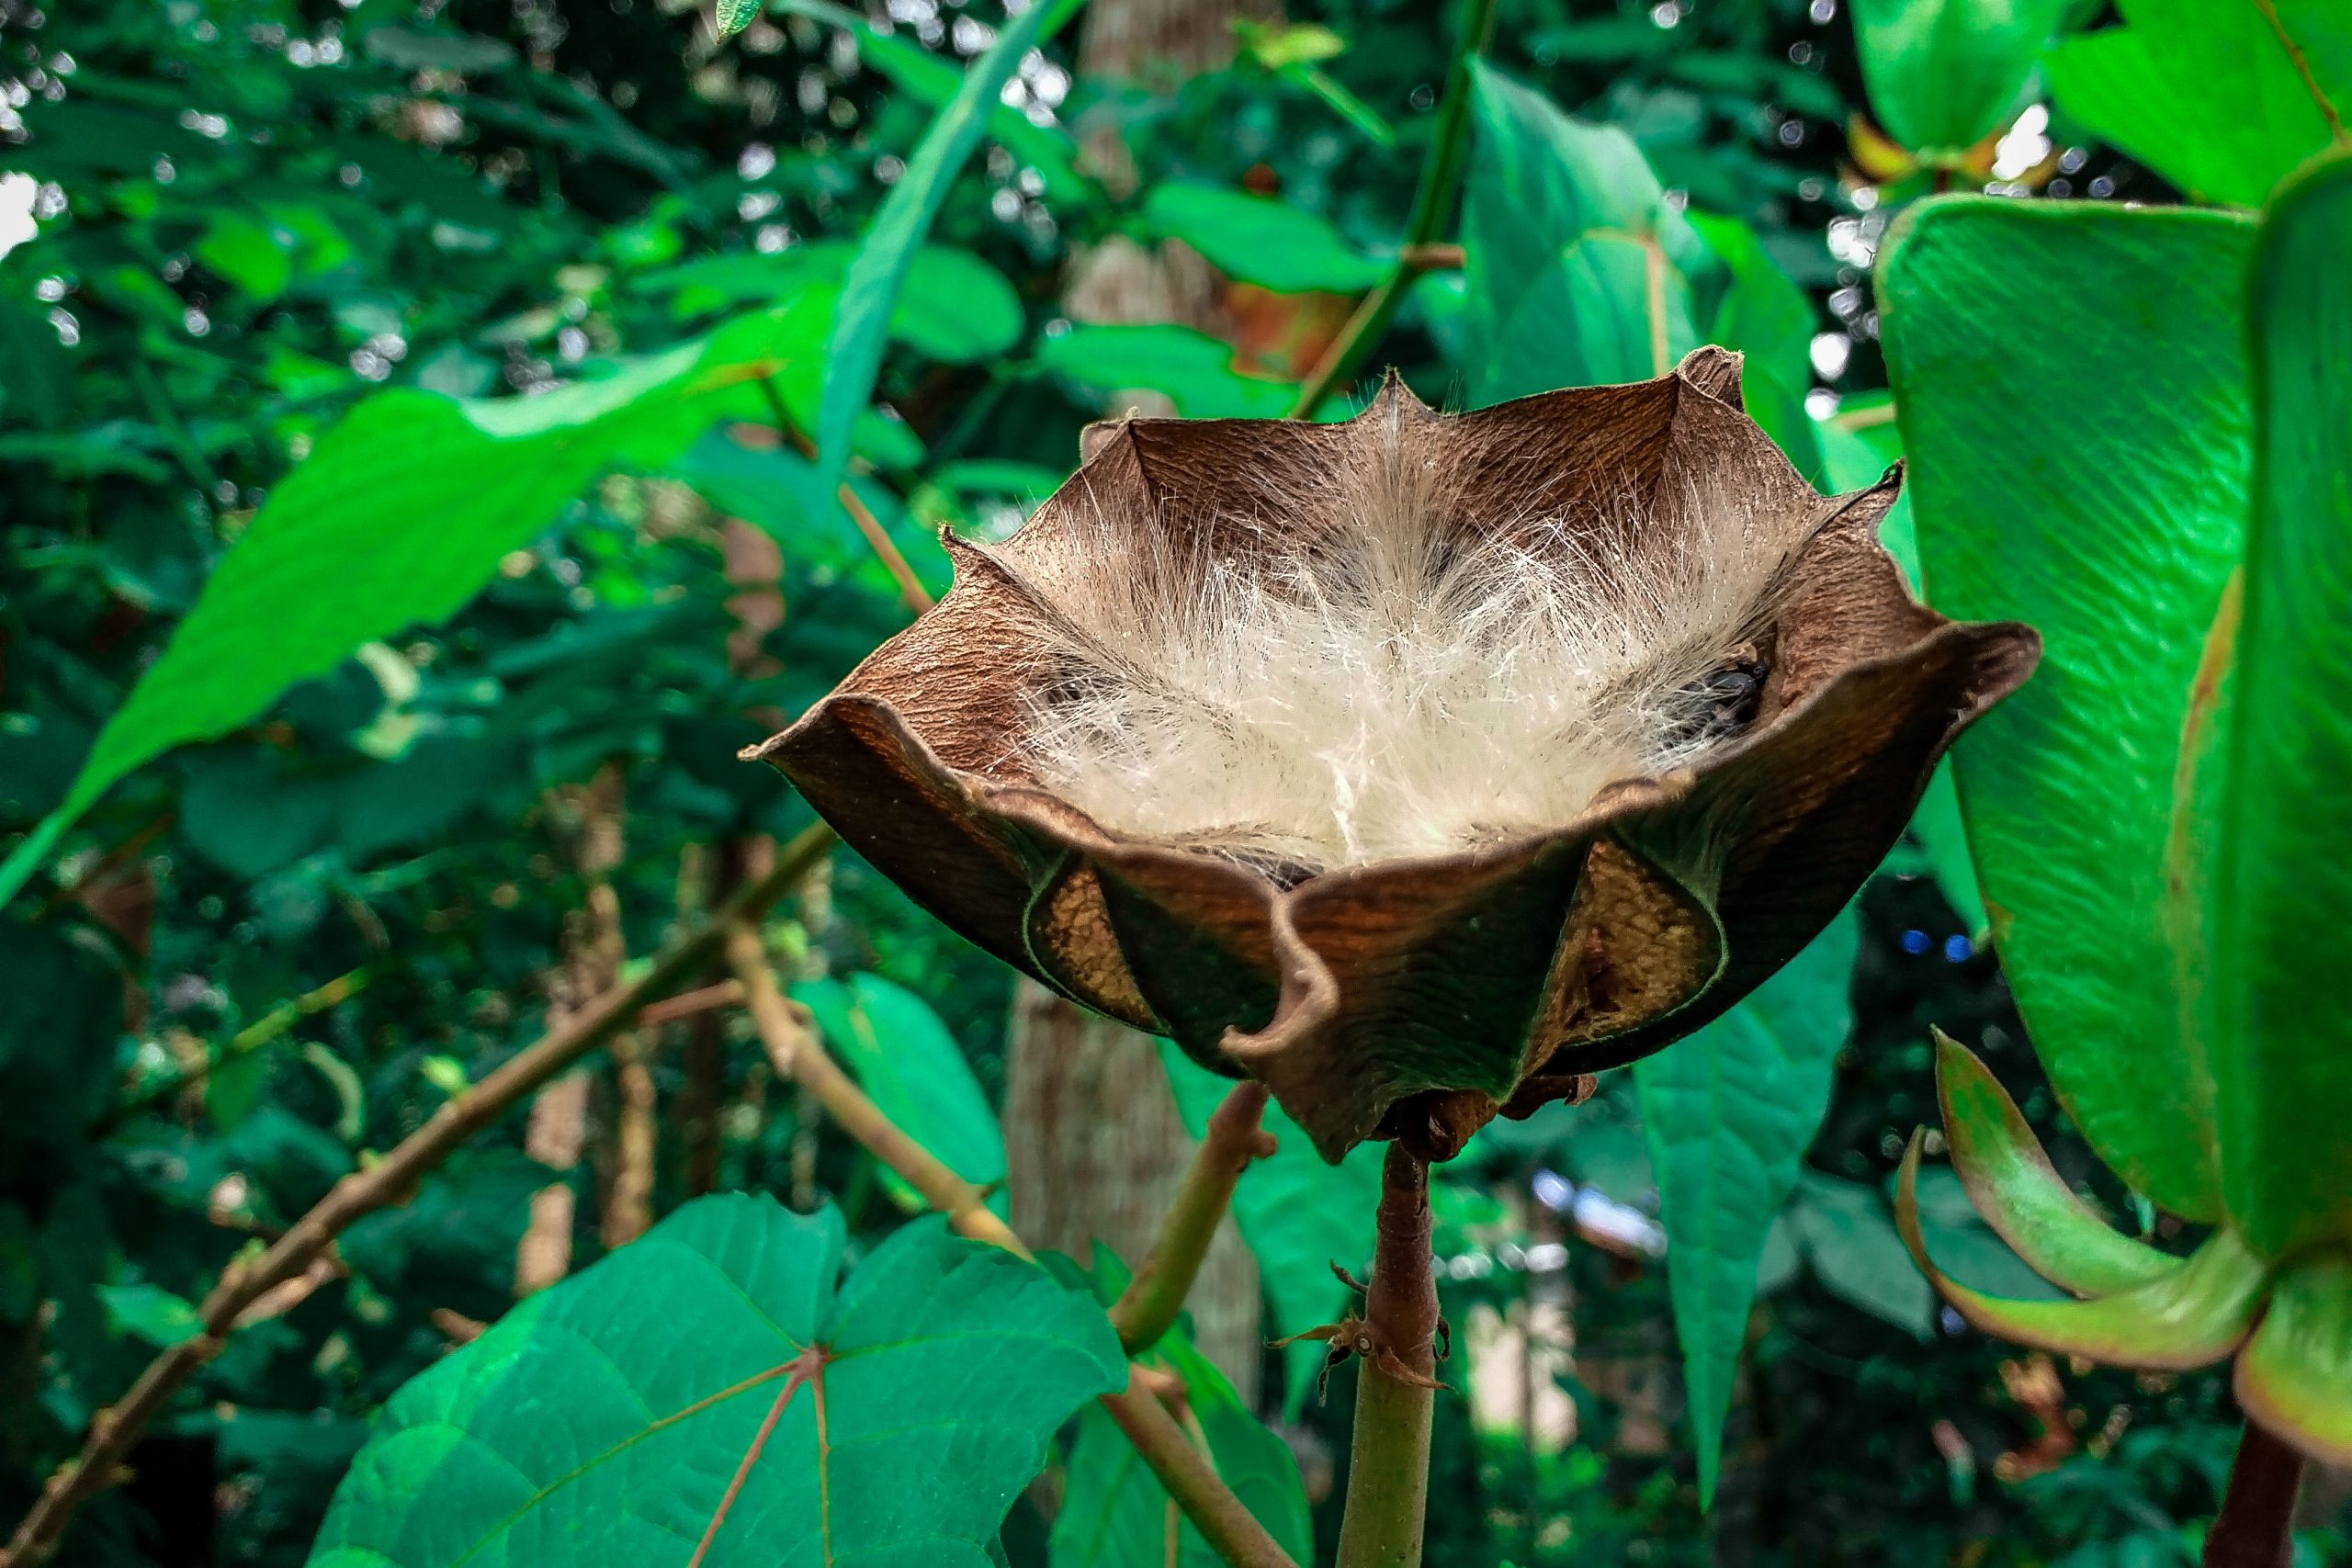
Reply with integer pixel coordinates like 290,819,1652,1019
982,401,1799,874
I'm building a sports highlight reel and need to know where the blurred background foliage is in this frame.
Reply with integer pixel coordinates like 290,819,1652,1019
0,0,2344,1562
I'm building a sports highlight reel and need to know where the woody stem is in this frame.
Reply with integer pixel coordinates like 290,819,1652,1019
1288,0,1499,420
1335,1144,1440,1568
2202,1419,2304,1568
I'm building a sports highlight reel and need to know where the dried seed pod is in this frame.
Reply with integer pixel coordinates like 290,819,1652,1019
751,348,2038,1161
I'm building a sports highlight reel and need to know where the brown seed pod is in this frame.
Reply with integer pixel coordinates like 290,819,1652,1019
750,348,2038,1162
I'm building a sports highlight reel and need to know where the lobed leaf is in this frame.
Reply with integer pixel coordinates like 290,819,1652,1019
310,1196,1125,1567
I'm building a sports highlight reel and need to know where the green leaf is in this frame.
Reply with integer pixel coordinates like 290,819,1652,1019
1790,1172,1937,1338
194,211,294,302
812,0,1080,491
1931,1033,2178,1297
775,0,1089,202
2046,0,2352,209
0,301,830,909
1159,1043,1380,1417
1036,324,1302,419
96,1282,205,1349
1462,61,1706,403
1849,0,2068,153
1881,197,2257,1222
2236,1248,2352,1466
1685,209,1823,482
2210,150,2352,1258
716,0,763,37
1897,1145,2268,1370
1052,1328,1312,1567
1635,907,1857,1506
1139,181,1388,295
792,973,1007,1216
310,1197,1125,1567
640,243,1023,363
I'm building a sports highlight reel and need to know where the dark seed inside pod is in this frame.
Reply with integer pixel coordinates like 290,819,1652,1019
1669,657,1770,747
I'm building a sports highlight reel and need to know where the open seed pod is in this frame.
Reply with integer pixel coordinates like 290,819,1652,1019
750,347,2038,1162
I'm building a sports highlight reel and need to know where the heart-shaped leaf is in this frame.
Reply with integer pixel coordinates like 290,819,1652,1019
309,1196,1125,1567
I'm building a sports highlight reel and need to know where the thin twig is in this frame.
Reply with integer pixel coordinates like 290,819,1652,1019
100,968,370,1134
638,978,746,1026
726,935,1295,1566
755,378,935,615
1101,1377,1298,1568
1288,0,1500,420
0,824,838,1568
726,926,1024,1256
1334,1145,1440,1568
2202,1419,2304,1568
1109,1083,1273,1356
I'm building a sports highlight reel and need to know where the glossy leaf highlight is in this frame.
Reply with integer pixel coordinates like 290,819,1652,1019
1881,199,2256,1220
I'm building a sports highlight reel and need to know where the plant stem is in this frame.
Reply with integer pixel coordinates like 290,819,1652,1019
1335,1145,1441,1568
725,925,1026,1257
756,376,935,615
1289,0,1498,421
1109,1082,1273,1355
727,937,1299,1566
2204,1419,2305,1568
1101,1376,1297,1568
0,823,839,1568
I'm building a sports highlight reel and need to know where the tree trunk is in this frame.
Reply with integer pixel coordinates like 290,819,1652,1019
1000,0,1280,1409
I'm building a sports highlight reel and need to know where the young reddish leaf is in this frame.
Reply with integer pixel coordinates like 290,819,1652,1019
2235,1248,2352,1466
1895,1134,2267,1371
1932,1032,2178,1299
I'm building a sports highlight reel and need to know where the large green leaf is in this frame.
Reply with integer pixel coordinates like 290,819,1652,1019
310,1197,1125,1567
1849,0,2067,154
1461,61,1706,403
1052,1329,1312,1567
793,973,1008,1217
0,302,831,908
1036,324,1303,419
1815,404,1988,934
2046,0,2352,209
1634,907,1857,1506
1880,198,2257,1221
1685,209,1822,482
811,0,1080,491
1139,181,1388,296
2209,150,2352,1258
1159,1043,1380,1417
639,243,1023,363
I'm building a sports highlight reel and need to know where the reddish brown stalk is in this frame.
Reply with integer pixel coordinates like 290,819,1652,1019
1334,1145,1441,1568
2203,1420,2305,1568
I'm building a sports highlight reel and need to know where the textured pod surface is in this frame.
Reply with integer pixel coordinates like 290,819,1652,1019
753,349,2036,1160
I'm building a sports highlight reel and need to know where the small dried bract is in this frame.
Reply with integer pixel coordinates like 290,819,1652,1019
752,349,2038,1160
